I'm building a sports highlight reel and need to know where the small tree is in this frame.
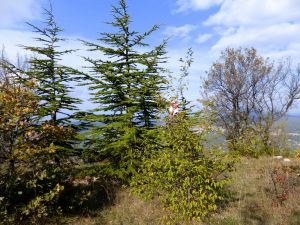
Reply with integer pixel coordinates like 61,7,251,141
131,112,235,223
203,48,300,154
177,48,193,112
22,5,81,125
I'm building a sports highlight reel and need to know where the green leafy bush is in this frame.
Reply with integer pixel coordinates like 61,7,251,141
131,113,236,223
229,127,269,158
229,124,291,158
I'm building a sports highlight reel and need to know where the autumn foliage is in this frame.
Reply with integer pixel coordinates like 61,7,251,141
0,74,75,224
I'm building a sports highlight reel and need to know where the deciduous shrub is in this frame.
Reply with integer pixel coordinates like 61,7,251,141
131,113,236,223
0,81,75,224
229,124,290,158
229,127,270,158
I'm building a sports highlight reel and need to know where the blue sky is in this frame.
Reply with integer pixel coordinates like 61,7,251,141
1,0,300,114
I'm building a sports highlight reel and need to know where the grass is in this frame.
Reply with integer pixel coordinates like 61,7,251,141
55,157,300,225
207,157,300,225
55,189,164,225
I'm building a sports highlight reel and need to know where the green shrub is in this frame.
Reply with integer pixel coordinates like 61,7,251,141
229,124,291,158
131,113,236,223
229,127,269,158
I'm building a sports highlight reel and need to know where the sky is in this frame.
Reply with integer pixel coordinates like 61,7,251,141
0,0,300,114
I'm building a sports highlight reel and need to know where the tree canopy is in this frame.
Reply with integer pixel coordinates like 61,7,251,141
203,48,300,152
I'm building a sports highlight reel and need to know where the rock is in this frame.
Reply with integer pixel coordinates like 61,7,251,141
283,158,291,162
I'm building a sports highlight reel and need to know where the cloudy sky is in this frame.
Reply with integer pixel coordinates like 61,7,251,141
1,0,300,114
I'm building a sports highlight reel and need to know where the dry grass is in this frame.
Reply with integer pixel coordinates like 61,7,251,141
101,190,166,225
207,157,300,225
62,189,165,225
59,157,300,225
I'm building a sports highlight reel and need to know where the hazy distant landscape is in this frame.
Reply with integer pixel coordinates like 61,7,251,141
285,115,300,148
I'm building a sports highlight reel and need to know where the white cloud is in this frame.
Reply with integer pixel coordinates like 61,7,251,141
0,0,44,28
173,0,300,60
212,23,300,51
196,0,300,63
205,0,300,27
175,0,223,12
164,24,198,40
0,29,33,60
196,33,212,43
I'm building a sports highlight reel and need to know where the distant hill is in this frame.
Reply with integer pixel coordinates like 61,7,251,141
285,115,300,148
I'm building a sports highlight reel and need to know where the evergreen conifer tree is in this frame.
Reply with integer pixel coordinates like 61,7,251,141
20,5,82,158
82,0,168,177
23,5,81,126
